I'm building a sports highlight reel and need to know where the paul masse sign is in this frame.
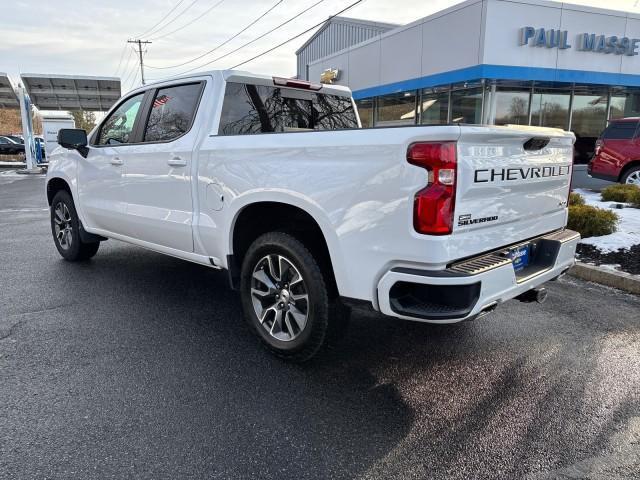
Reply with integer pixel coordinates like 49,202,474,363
520,27,640,56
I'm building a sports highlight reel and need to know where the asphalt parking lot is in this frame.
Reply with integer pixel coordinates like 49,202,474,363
1,172,639,480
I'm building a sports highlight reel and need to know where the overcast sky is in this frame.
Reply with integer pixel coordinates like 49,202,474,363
2,0,639,94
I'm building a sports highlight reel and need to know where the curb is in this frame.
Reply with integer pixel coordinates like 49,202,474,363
0,162,26,168
569,262,640,295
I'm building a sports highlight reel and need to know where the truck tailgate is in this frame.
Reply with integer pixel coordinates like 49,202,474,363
454,125,574,236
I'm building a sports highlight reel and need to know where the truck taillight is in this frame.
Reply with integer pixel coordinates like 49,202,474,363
407,142,457,235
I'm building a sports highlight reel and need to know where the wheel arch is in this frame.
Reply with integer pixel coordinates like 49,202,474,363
228,199,344,297
618,160,640,182
46,176,73,206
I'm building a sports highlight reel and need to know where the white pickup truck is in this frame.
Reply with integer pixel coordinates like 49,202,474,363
46,70,579,361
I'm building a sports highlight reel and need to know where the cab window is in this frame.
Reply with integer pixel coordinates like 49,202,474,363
143,83,203,142
97,93,144,145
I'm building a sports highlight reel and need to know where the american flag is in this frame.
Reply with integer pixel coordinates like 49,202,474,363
153,95,171,108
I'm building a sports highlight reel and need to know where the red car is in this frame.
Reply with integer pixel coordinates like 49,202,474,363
588,118,640,185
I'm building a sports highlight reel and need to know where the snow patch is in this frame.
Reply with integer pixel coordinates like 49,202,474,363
573,188,640,252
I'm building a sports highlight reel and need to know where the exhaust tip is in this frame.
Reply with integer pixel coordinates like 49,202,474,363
535,287,548,304
516,287,548,304
477,302,498,318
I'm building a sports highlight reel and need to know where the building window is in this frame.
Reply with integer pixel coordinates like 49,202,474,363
420,89,449,125
451,87,483,124
571,88,608,138
625,93,640,117
570,88,608,164
494,89,530,125
376,91,417,126
610,92,640,119
530,89,570,130
610,95,627,120
355,98,374,128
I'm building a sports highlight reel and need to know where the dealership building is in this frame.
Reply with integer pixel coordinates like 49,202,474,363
296,0,640,161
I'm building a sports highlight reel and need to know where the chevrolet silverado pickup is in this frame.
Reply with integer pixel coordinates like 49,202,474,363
46,70,579,361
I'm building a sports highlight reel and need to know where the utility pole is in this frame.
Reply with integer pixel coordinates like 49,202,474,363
127,39,152,85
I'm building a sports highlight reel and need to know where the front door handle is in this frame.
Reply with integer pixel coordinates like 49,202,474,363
110,157,123,166
168,156,187,167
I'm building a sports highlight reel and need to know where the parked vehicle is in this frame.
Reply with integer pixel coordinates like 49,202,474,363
46,70,579,361
0,135,25,156
589,118,640,185
5,135,24,144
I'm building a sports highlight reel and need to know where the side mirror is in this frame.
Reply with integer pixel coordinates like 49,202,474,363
57,129,89,157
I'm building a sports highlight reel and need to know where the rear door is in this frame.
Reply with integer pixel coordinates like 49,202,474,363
121,81,205,252
454,126,574,236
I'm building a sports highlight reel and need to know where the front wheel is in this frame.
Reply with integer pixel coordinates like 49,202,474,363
621,166,640,185
50,190,100,261
240,232,331,362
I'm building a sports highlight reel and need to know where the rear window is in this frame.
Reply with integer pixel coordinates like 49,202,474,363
602,121,638,140
218,82,358,135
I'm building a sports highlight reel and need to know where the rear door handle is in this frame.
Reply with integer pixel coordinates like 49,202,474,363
168,156,187,167
110,157,123,166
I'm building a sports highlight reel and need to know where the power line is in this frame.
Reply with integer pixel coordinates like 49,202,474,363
128,69,140,92
150,0,226,41
118,47,138,84
144,0,202,38
230,0,365,68
115,44,135,79
160,0,327,77
146,0,283,70
113,43,129,76
121,65,138,91
121,47,141,87
136,0,187,38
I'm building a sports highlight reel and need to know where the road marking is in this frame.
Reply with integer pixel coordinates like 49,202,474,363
0,208,48,213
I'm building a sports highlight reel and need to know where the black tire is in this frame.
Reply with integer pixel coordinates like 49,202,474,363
620,165,640,185
50,190,100,261
240,232,335,362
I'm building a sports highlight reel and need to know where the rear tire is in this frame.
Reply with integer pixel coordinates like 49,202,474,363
240,232,333,362
621,166,640,185
50,190,100,261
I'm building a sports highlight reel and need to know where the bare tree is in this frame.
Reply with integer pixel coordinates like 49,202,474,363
70,111,97,132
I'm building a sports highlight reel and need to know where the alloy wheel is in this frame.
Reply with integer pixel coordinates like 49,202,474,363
53,202,73,250
250,254,309,342
625,170,640,185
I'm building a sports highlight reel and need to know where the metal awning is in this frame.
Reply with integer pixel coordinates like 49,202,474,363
20,73,121,111
0,73,18,109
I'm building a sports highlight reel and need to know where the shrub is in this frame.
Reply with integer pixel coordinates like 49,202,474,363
600,184,640,203
567,205,618,238
569,191,585,206
629,188,640,208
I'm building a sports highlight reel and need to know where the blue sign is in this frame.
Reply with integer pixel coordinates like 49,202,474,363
520,27,640,56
